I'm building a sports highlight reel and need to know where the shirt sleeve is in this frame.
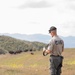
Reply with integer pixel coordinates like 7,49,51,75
47,39,54,51
62,40,64,51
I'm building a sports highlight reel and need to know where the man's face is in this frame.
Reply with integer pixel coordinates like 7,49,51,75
50,31,54,37
50,30,56,37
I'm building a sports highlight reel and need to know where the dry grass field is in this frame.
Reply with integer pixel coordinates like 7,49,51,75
0,48,75,75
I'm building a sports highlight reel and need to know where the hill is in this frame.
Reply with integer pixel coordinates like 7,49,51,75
0,33,75,48
0,35,46,54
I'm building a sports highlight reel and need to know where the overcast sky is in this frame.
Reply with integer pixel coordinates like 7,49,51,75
0,0,75,36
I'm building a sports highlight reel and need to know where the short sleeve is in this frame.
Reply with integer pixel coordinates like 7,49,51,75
47,40,54,51
62,40,64,50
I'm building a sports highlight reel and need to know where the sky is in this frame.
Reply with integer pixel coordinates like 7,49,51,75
0,0,75,36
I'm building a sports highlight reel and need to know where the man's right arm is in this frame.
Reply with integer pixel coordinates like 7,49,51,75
62,40,64,52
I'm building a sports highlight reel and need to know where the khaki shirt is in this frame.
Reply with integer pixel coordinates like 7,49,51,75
48,35,64,56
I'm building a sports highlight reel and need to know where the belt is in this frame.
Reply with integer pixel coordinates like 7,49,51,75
50,55,60,57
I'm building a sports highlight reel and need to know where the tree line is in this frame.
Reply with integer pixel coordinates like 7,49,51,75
0,35,46,54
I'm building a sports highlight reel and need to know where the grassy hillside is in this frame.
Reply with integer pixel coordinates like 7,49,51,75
0,48,75,75
0,35,46,54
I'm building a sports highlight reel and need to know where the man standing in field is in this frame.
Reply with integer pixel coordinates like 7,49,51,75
43,26,64,75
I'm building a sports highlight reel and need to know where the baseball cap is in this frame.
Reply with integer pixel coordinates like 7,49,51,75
49,26,57,33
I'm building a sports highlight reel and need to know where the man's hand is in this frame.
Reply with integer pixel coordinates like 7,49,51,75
43,47,48,56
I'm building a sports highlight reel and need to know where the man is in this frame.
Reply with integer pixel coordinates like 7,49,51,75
43,26,64,75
